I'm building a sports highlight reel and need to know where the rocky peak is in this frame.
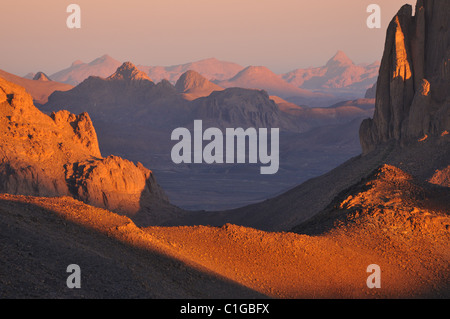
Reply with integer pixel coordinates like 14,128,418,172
33,72,51,82
107,62,153,82
325,51,354,68
360,0,450,154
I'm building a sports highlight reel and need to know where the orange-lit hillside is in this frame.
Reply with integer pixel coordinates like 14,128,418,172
1,164,448,298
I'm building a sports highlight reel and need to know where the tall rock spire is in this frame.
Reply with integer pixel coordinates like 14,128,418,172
360,0,449,154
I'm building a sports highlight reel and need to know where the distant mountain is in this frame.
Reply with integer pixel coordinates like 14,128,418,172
282,51,379,95
47,53,377,106
32,72,51,82
326,98,375,111
23,72,35,80
175,70,224,100
45,62,368,133
44,62,187,129
50,54,122,85
0,69,73,104
44,63,299,132
215,66,329,104
139,58,244,84
191,88,302,131
107,62,153,82
41,63,374,210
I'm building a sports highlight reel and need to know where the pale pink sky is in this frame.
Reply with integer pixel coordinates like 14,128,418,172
0,0,416,76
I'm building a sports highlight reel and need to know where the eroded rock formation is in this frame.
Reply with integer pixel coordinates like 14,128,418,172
360,0,449,153
0,76,170,221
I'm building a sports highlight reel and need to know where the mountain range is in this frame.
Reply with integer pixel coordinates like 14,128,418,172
35,51,379,107
139,57,244,84
40,62,374,210
1,49,377,211
281,51,380,94
214,65,329,104
177,0,450,231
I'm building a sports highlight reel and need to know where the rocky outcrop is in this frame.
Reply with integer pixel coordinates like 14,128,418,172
360,0,450,153
191,87,301,131
429,165,450,187
0,76,171,222
65,156,168,215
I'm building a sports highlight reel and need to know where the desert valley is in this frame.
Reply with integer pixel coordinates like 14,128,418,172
0,0,449,300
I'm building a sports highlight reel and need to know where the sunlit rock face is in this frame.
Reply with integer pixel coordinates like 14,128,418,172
360,0,450,153
0,76,169,219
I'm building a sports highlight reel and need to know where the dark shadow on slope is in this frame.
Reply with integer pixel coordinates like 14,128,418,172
168,144,395,232
0,197,266,299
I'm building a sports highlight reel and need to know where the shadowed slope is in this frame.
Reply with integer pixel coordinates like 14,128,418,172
2,160,448,299
0,194,263,299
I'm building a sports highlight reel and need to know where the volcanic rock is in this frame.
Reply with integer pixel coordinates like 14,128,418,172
360,1,450,153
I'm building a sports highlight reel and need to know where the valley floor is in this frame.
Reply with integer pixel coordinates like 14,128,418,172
1,164,448,298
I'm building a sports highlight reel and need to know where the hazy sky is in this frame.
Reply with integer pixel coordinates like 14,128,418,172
0,0,416,76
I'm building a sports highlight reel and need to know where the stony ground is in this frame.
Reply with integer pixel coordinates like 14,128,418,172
1,165,448,298
0,194,263,299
